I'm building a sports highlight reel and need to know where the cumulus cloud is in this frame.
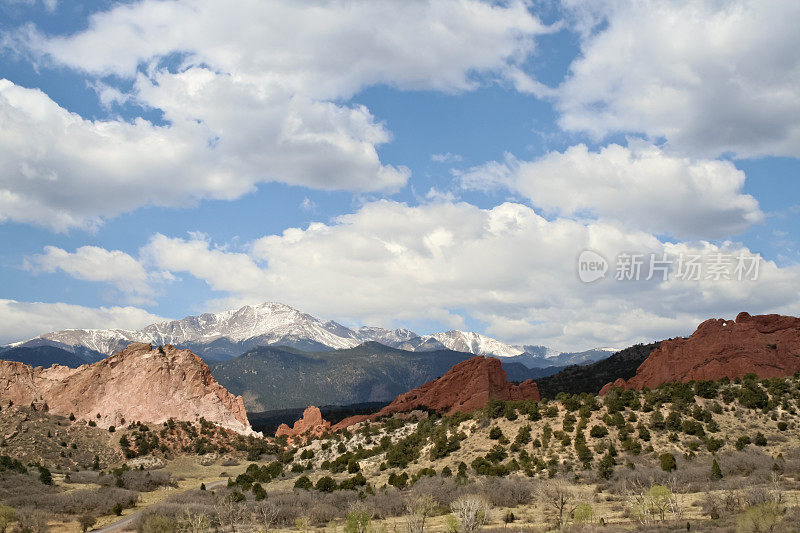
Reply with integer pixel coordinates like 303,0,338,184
24,245,161,303
0,0,550,230
457,142,763,239
557,0,800,158
132,200,800,350
0,299,165,344
28,0,546,99
0,74,406,231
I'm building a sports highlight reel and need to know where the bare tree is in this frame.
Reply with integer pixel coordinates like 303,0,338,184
182,510,211,533
255,501,279,533
78,513,96,533
450,495,491,533
215,498,245,532
539,480,577,529
16,509,49,533
405,494,436,533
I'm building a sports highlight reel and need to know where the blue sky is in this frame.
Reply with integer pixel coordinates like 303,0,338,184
1,0,798,350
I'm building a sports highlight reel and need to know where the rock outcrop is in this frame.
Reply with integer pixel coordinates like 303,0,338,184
333,356,540,429
275,406,331,439
600,313,800,394
0,343,255,434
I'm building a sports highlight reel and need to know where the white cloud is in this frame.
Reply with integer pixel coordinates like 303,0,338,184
28,0,546,99
557,0,800,158
0,0,550,230
0,75,407,231
431,152,463,163
136,200,800,351
1,0,57,12
457,142,763,239
0,299,165,345
24,245,158,303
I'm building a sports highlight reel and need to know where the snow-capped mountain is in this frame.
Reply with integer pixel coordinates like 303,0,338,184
5,302,615,367
425,331,524,357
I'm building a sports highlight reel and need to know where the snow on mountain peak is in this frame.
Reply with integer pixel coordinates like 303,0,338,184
16,301,557,361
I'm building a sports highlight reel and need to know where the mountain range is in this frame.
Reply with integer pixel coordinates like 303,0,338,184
1,302,614,368
210,342,560,412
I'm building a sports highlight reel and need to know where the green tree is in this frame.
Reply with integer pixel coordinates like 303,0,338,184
659,453,676,472
294,476,312,490
37,466,53,485
315,476,337,493
710,459,723,480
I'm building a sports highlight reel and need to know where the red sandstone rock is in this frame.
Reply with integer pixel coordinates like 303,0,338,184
0,343,255,434
333,356,540,430
600,313,800,394
275,406,331,439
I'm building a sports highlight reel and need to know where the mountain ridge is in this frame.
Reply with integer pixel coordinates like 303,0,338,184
4,301,614,366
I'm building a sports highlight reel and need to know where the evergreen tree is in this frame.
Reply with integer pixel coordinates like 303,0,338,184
711,459,723,480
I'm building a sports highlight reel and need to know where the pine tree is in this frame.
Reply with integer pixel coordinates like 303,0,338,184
711,458,723,480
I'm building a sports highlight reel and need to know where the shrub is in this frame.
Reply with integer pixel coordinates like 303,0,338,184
139,514,176,533
659,453,676,472
598,452,615,479
738,383,768,410
344,505,372,533
711,459,723,480
736,503,783,533
589,425,608,438
0,505,18,533
388,472,409,490
450,495,490,533
754,432,767,446
488,427,503,440
573,502,595,524
37,466,53,486
294,476,312,490
315,476,337,493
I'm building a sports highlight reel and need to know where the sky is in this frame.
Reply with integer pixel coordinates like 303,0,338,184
0,0,799,351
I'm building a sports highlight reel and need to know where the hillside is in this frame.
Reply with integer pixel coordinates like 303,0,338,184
535,342,661,398
0,345,87,368
603,313,800,393
210,343,556,412
0,343,254,434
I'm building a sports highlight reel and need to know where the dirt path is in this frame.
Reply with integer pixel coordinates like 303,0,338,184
93,480,227,532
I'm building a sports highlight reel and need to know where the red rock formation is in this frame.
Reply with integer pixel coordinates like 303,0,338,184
275,406,331,439
333,356,540,430
0,343,255,434
600,313,800,394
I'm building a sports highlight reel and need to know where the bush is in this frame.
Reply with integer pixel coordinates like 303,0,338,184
488,427,503,440
0,505,18,533
294,476,312,490
660,453,677,472
138,514,177,533
573,502,595,524
589,425,608,438
711,459,723,480
754,432,767,446
315,476,337,493
736,503,783,533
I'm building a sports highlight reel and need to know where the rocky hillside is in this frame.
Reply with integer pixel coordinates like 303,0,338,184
0,343,255,434
536,342,661,398
211,343,554,412
333,356,540,429
602,312,800,393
